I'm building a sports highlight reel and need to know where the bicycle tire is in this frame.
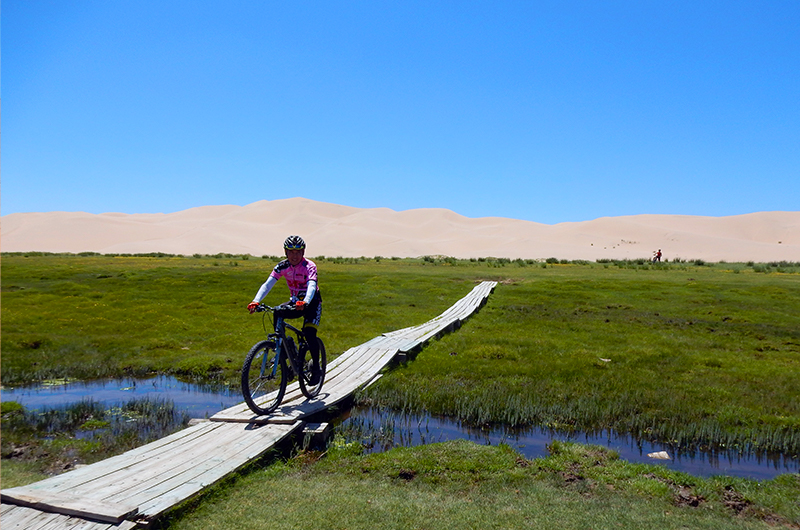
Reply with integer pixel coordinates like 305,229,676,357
241,340,287,415
298,337,327,398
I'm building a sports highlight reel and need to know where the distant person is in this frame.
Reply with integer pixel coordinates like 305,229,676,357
247,235,322,383
653,249,662,263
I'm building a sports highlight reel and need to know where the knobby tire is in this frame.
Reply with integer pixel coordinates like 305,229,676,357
241,340,286,415
298,337,327,398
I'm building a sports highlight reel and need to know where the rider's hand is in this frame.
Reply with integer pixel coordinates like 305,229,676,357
247,302,259,314
294,300,305,310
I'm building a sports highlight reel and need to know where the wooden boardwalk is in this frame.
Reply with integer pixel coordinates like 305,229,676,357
2,281,497,529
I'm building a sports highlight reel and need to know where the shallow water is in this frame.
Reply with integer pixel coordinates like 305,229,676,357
1,376,242,419
338,407,799,481
2,376,797,480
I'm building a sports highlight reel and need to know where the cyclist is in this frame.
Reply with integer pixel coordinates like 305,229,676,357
247,235,323,384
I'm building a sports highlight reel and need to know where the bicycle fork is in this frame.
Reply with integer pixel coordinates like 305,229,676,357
263,334,299,379
261,334,284,379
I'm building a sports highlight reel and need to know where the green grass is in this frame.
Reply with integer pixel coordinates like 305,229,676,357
1,253,478,384
362,265,800,456
160,439,799,530
3,254,799,527
3,254,799,456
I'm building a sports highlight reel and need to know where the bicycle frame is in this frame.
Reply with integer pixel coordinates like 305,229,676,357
260,305,307,379
243,302,326,415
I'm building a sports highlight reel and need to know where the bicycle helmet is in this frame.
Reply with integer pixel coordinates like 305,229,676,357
284,235,306,250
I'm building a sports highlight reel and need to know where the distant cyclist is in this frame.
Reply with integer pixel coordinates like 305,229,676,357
247,235,323,384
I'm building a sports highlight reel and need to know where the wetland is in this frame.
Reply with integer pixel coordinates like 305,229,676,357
2,255,799,501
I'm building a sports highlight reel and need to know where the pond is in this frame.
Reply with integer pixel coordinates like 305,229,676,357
2,376,797,481
1,376,243,419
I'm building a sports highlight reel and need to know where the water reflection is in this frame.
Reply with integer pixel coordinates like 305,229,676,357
2,377,797,480
337,406,799,481
1,375,242,419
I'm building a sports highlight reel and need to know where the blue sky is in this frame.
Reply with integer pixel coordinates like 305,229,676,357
3,1,799,224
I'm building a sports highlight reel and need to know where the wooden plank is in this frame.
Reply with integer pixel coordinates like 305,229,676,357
328,338,385,365
78,424,249,500
210,343,380,423
0,503,138,530
263,363,388,422
7,422,222,496
310,344,381,384
212,344,401,425
271,349,401,423
0,503,54,529
362,373,383,388
134,424,300,518
35,512,77,529
84,421,272,501
5,422,223,497
346,350,400,387
2,422,297,523
123,442,267,506
106,423,301,520
30,512,72,530
327,346,393,383
211,343,393,423
0,492,137,524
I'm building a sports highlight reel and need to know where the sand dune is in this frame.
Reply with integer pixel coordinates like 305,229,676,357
2,198,798,262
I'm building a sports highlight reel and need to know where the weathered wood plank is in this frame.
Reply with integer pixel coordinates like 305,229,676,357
107,423,300,519
210,343,394,423
135,425,298,517
270,350,402,423
3,422,222,498
2,422,300,524
209,342,381,423
0,503,138,530
100,422,290,504
1,503,53,528
111,422,295,502
6,422,223,497
72,423,251,500
0,491,138,524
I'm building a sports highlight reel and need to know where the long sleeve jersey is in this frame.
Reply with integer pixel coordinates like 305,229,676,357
252,258,318,303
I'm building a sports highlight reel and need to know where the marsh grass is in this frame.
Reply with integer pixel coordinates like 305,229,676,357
160,439,799,530
3,254,799,457
0,396,189,484
1,253,482,385
359,264,800,456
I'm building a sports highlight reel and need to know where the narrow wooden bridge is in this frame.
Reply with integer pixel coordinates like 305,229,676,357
1,281,497,529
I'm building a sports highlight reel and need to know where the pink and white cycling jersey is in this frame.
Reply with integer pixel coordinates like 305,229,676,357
269,258,318,299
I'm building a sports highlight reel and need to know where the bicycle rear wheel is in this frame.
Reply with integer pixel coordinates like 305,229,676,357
298,337,326,398
241,340,287,415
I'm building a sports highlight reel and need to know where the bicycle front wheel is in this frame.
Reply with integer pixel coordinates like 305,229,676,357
241,340,287,415
298,337,327,399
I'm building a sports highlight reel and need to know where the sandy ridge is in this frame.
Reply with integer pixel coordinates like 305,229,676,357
2,198,798,262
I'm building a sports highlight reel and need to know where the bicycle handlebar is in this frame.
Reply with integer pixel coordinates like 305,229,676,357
253,302,300,313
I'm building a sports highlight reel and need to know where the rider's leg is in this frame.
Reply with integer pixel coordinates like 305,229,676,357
302,299,322,381
303,291,322,384
303,324,319,367
303,324,321,385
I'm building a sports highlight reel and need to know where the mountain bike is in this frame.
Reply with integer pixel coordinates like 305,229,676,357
241,303,327,415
